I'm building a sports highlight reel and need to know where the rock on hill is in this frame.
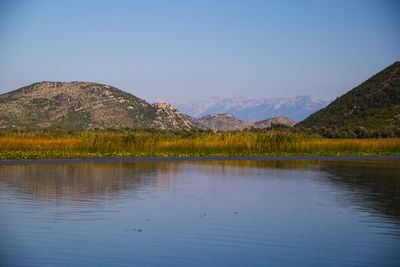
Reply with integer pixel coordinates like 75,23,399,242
197,113,295,131
0,81,195,130
297,62,400,129
151,102,194,129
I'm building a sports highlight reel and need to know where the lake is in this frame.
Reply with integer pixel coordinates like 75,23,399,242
0,160,399,266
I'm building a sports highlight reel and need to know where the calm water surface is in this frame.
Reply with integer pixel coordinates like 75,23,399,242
0,160,399,266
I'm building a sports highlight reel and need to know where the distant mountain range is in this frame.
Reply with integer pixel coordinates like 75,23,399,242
298,61,400,130
173,95,329,122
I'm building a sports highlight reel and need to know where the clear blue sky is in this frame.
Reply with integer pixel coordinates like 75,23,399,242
0,0,399,102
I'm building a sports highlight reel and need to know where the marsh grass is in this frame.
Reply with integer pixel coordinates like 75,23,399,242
0,129,399,159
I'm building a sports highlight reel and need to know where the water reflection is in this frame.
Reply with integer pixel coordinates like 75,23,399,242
0,161,306,203
195,160,400,223
1,160,399,224
0,163,180,202
319,160,400,220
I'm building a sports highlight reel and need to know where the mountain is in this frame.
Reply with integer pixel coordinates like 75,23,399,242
172,95,329,122
197,113,296,131
297,62,400,129
252,116,296,128
197,114,245,131
0,81,195,130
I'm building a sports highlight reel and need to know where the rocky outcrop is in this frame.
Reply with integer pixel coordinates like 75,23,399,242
151,102,195,130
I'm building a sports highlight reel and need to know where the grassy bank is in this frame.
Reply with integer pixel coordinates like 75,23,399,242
1,129,399,159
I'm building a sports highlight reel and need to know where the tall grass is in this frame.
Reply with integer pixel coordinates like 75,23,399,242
0,129,399,159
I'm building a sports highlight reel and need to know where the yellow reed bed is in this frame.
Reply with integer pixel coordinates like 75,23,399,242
0,130,399,159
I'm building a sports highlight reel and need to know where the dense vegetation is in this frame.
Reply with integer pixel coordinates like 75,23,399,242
297,61,400,130
254,123,400,138
297,125,400,138
1,128,399,159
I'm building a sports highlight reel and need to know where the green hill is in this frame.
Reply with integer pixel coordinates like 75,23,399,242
297,62,400,133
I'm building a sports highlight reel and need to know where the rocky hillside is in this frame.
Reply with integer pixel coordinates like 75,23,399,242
197,113,295,131
173,95,329,122
252,116,296,128
197,114,246,131
297,62,400,129
0,82,195,130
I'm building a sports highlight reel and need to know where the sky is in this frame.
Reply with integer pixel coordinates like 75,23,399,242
0,0,399,102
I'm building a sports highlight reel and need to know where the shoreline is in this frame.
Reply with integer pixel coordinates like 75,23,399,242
1,155,400,166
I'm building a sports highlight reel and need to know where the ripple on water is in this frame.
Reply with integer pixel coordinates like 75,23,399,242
0,160,399,266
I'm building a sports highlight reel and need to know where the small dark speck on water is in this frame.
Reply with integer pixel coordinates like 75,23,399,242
137,229,142,232
234,211,238,214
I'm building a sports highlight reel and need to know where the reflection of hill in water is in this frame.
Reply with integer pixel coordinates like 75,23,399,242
317,160,400,220
0,161,317,202
198,160,400,222
0,163,182,202
0,161,305,201
196,160,400,221
191,160,315,175
0,160,399,223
